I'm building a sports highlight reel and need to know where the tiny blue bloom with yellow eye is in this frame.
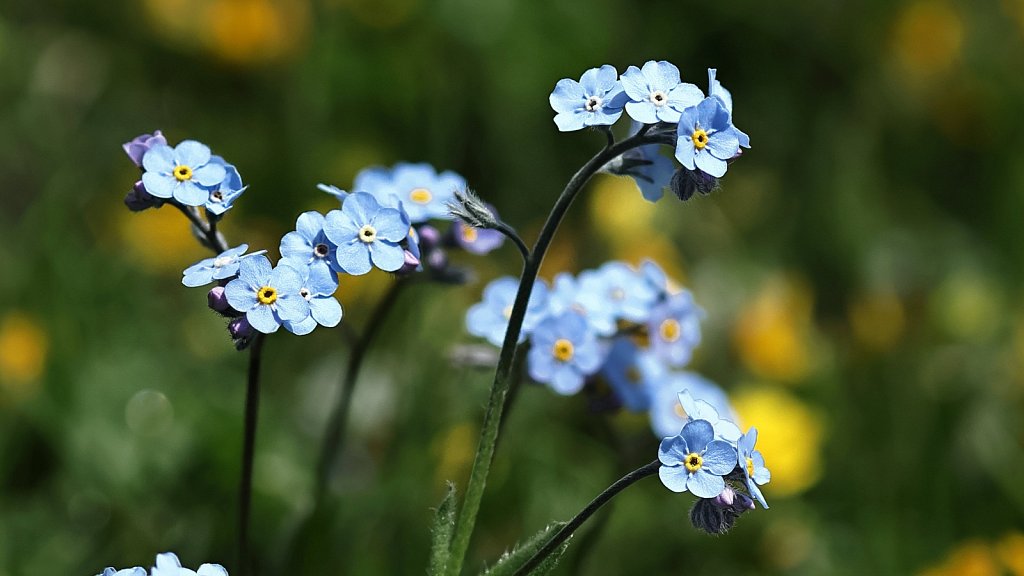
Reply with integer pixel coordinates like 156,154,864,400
707,68,750,149
182,244,263,287
577,261,659,328
678,389,742,442
737,427,771,508
466,276,549,347
141,140,227,206
649,371,735,439
527,312,604,395
648,290,704,367
224,255,310,334
280,211,342,282
600,337,654,411
204,156,247,216
323,192,409,275
674,97,743,178
658,419,737,498
549,65,627,132
620,60,704,124
280,261,343,336
151,552,228,576
354,163,466,224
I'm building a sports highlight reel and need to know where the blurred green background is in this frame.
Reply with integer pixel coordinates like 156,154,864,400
2,0,1024,574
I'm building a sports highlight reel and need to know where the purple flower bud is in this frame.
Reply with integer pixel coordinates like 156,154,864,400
451,220,505,255
122,130,167,168
427,246,448,271
712,486,736,508
416,225,442,252
395,250,421,276
123,180,164,212
207,286,232,313
228,317,252,340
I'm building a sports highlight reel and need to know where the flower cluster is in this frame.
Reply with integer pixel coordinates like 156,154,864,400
549,61,750,202
98,552,226,576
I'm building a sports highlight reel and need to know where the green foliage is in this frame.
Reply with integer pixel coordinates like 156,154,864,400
481,521,567,576
429,482,458,576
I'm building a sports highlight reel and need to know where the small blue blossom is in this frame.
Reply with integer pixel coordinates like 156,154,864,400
640,259,669,297
599,337,654,411
678,389,742,442
737,427,771,508
182,244,263,288
648,291,704,367
151,552,228,576
527,312,604,395
658,419,737,498
97,568,145,576
548,65,627,132
279,211,343,281
323,192,409,275
204,156,247,216
141,140,227,206
280,261,343,336
452,220,505,255
576,261,659,328
707,68,751,149
674,97,742,178
649,371,735,439
620,60,703,124
224,255,310,334
354,163,466,223
466,276,549,347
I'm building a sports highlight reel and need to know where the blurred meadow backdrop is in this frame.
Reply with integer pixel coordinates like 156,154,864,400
2,0,1024,574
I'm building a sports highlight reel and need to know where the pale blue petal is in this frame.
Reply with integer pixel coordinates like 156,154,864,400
369,242,405,271
715,419,742,442
307,264,338,295
322,209,358,246
578,67,603,95
280,231,312,261
674,137,697,170
625,101,659,124
238,255,272,286
337,241,372,275
587,106,623,127
706,130,740,160
554,111,586,132
141,171,174,199
667,83,704,113
274,294,310,322
701,440,739,475
694,152,728,177
270,265,303,293
592,64,619,93
527,346,557,382
549,365,584,395
196,564,229,576
549,78,585,113
295,211,325,240
747,479,768,509
225,279,258,310
371,209,409,242
173,180,209,206
645,60,681,91
283,314,317,335
343,191,381,225
738,428,757,455
192,162,226,186
658,435,690,466
142,145,175,173
174,140,211,168
687,469,725,498
310,296,342,327
619,65,650,101
182,269,212,287
681,419,714,451
658,465,690,493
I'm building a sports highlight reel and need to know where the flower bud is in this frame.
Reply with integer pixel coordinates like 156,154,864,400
207,286,232,314
448,188,499,229
228,317,252,340
670,167,719,202
124,180,164,212
122,131,167,167
394,250,421,277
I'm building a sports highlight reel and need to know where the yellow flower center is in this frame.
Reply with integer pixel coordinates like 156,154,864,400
358,224,377,243
552,338,575,362
409,188,433,204
257,286,278,305
462,226,478,242
684,452,703,473
691,129,709,150
659,318,681,342
173,165,193,181
746,457,755,478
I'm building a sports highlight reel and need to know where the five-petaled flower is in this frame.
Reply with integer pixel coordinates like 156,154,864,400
647,290,704,367
549,65,627,132
527,312,604,395
181,244,261,288
141,140,227,206
280,211,343,282
151,552,228,576
224,255,310,334
204,156,247,216
620,60,703,124
674,97,742,178
678,389,742,443
354,163,466,224
280,261,344,336
466,276,549,347
737,427,771,508
658,419,737,498
323,192,410,275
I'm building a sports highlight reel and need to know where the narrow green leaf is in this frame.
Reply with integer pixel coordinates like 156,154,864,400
428,482,458,576
525,537,571,576
481,521,567,576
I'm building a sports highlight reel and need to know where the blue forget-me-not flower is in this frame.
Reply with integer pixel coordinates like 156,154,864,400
323,192,409,275
658,419,737,498
224,255,310,334
151,552,228,576
279,211,343,282
204,156,246,216
674,97,742,178
649,372,735,439
182,244,262,288
707,68,751,149
527,312,604,395
279,261,343,335
737,427,771,508
141,140,227,206
678,389,742,443
549,65,627,132
620,60,703,124
647,291,704,367
466,276,549,347
600,337,655,411
354,163,466,224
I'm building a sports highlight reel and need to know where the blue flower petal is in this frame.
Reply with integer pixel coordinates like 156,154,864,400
192,162,227,187
196,564,229,576
141,171,174,199
283,314,317,336
549,364,584,395
238,255,272,287
706,130,740,161
371,209,410,242
369,242,405,272
174,140,211,168
701,440,739,475
142,145,175,173
687,469,725,498
173,180,209,206
224,279,257,311
274,294,310,322
658,465,690,493
553,111,587,132
336,241,372,275
658,435,690,466
247,305,280,333
694,152,728,178
310,296,343,327
527,345,557,382
681,419,715,452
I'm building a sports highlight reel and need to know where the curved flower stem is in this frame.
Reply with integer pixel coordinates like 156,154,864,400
444,131,664,576
510,459,660,576
495,221,530,263
314,278,407,503
238,333,265,576
173,202,228,253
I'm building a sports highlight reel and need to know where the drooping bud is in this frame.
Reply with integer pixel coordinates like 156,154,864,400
207,286,232,314
447,188,499,230
124,180,164,212
228,317,252,340
670,167,719,202
394,250,421,277
691,489,756,535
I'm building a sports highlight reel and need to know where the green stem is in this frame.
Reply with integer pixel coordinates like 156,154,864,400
314,279,406,502
443,131,664,576
238,334,265,576
511,460,660,576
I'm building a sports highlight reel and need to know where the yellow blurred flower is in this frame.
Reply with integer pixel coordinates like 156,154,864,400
433,422,475,484
733,275,814,382
144,0,308,65
919,540,1000,576
118,207,206,273
997,532,1024,576
848,289,906,351
732,386,824,497
0,312,48,398
932,270,1003,342
588,174,658,247
892,0,963,79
